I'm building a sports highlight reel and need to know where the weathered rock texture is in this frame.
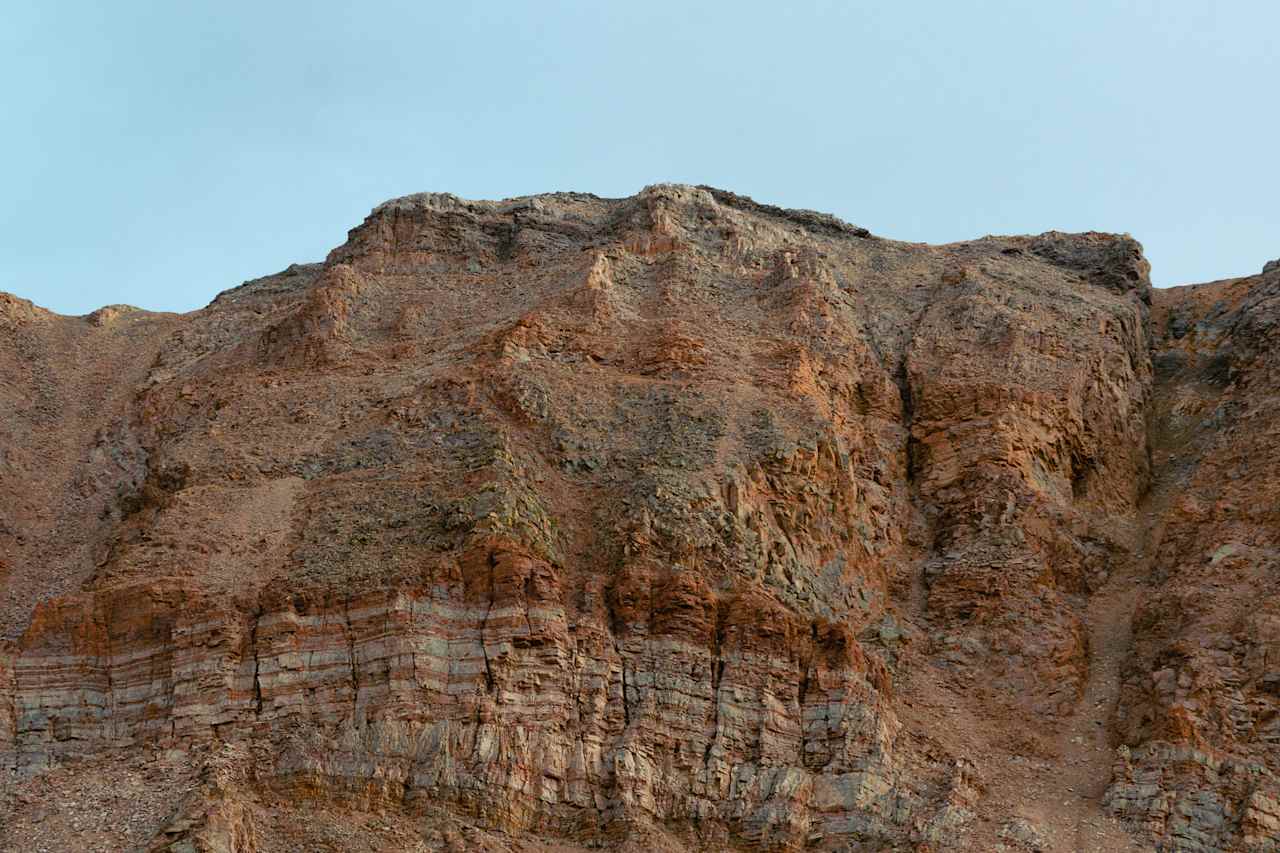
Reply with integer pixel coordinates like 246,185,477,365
0,186,1274,852
1105,267,1280,851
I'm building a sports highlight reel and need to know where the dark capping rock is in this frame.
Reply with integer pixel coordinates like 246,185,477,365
698,186,873,239
1027,231,1152,302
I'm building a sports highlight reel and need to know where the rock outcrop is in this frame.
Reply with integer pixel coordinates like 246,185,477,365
0,185,1275,851
1104,266,1280,851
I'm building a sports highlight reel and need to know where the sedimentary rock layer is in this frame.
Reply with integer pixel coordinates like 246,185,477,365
0,186,1274,852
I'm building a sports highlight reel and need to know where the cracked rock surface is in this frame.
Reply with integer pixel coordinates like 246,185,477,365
0,186,1275,851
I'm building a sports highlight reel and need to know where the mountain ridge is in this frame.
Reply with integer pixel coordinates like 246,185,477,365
0,186,1277,852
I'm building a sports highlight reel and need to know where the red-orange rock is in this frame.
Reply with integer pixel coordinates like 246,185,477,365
0,185,1274,851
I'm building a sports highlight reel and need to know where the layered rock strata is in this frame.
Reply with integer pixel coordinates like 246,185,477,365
0,186,1273,851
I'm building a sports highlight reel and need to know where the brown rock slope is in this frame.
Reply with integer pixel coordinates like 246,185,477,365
1107,267,1280,851
0,186,1273,851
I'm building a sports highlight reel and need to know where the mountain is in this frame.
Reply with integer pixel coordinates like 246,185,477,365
1,185,1277,852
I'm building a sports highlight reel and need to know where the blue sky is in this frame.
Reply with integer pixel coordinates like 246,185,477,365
3,1,1277,315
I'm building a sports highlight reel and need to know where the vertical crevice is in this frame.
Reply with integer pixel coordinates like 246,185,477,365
522,570,535,644
620,663,631,727
703,600,727,766
479,551,497,693
343,594,360,718
798,621,816,708
604,586,628,728
899,354,920,485
896,273,947,489
249,607,264,716
497,212,520,263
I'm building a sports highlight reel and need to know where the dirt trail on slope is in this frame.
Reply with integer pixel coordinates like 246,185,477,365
958,495,1171,851
1058,515,1156,852
903,400,1187,851
1013,376,1187,852
976,557,1147,852
1057,410,1193,852
1011,428,1185,850
897,528,1152,852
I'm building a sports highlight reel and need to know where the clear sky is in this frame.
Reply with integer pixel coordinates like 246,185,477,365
4,2,1277,315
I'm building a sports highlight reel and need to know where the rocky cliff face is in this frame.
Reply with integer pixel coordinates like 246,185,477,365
1106,268,1280,851
0,186,1274,852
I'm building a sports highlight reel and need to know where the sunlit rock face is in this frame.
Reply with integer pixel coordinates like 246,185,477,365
0,186,1274,852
